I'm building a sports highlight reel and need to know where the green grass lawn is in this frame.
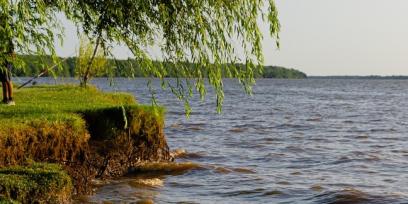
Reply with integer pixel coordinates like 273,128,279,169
0,85,136,124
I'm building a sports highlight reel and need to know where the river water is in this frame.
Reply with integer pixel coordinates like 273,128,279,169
21,78,408,203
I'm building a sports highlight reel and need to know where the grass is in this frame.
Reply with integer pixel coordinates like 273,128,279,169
0,85,136,124
0,162,72,204
0,85,171,198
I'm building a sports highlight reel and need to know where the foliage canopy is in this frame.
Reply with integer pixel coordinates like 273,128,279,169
0,0,280,114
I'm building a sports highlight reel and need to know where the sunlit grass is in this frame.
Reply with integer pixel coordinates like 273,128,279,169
0,85,136,124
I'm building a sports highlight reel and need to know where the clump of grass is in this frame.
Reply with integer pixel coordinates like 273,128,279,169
0,163,72,203
0,85,171,195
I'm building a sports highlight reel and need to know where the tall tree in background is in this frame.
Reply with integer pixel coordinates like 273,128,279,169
76,36,107,87
1,0,280,114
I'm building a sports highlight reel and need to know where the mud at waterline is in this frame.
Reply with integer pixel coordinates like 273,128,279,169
79,149,259,203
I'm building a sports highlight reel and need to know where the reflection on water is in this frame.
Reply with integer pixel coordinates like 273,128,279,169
26,78,408,203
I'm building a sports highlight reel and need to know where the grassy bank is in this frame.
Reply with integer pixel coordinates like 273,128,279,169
0,85,171,202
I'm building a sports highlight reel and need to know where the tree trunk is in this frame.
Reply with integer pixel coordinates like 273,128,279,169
82,35,101,87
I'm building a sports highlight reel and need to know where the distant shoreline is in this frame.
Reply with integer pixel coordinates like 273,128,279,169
308,76,408,79
16,55,308,79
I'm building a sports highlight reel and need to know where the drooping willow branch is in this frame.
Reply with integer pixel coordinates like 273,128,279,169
2,0,281,115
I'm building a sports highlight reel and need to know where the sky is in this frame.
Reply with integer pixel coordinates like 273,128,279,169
56,0,408,76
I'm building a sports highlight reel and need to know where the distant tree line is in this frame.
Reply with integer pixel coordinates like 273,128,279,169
14,55,307,79
260,66,307,79
309,76,408,79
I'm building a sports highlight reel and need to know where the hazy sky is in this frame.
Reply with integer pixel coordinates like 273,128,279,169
56,0,408,76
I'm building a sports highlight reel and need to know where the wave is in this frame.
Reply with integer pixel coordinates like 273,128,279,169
206,165,256,174
129,178,164,188
309,188,398,204
170,149,205,159
220,188,266,197
129,162,203,175
229,127,248,133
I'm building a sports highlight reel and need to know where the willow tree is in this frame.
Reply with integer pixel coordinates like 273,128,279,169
0,1,67,70
1,0,280,114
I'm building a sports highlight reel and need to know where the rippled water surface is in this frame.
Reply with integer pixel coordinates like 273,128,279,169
25,78,408,203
